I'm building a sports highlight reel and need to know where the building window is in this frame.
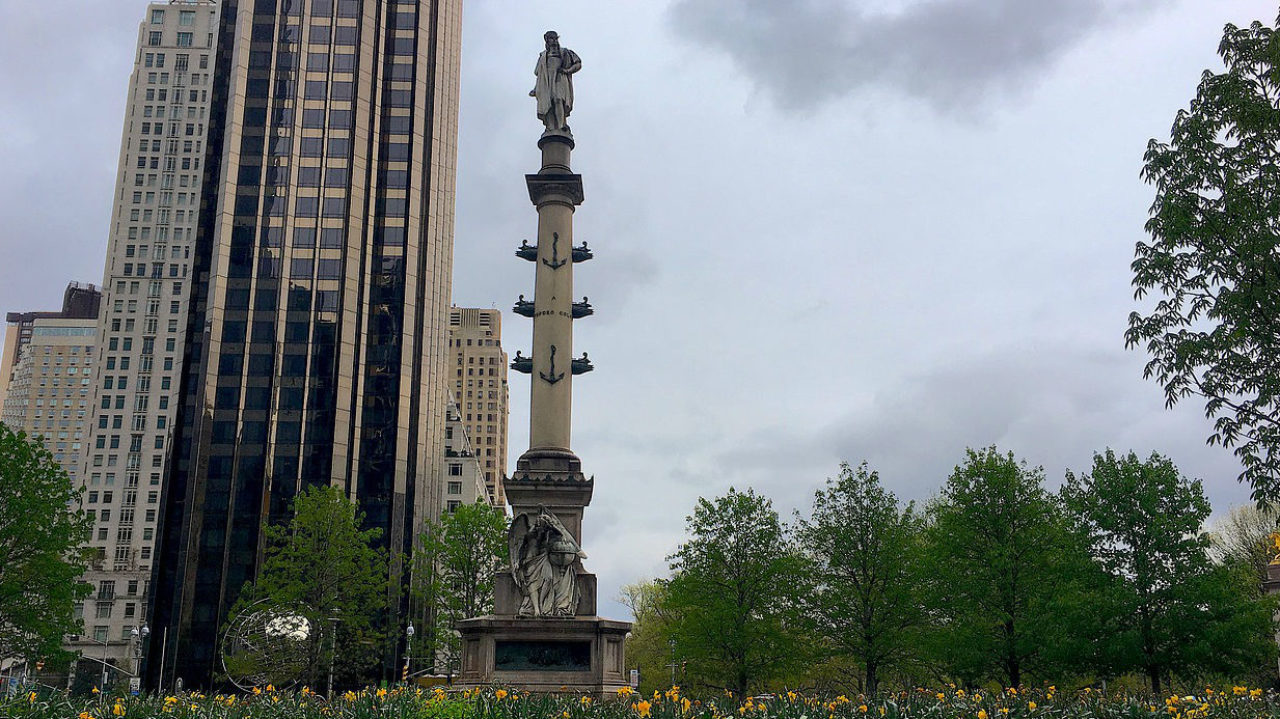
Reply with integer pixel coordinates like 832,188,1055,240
151,9,164,24
447,481,463,495
448,464,462,476
179,10,195,26
149,31,162,46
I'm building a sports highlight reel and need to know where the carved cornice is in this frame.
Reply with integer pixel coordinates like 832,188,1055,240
527,173,585,206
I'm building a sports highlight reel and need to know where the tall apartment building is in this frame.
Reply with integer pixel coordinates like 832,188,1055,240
72,0,222,670
149,0,464,685
448,307,509,506
0,308,99,476
441,395,490,511
0,283,101,408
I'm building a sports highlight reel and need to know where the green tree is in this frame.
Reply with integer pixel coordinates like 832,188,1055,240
1127,12,1280,503
794,462,924,695
1208,503,1279,588
229,485,390,686
1062,450,1276,693
0,424,92,667
923,447,1079,687
666,488,810,698
413,501,508,676
619,579,676,694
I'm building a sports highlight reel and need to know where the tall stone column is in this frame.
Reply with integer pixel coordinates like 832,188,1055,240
527,135,583,453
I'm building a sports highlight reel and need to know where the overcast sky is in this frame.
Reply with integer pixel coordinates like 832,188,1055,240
0,0,1275,619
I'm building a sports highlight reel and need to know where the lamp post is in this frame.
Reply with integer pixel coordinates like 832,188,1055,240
667,638,677,688
128,625,149,694
403,623,415,684
326,615,341,699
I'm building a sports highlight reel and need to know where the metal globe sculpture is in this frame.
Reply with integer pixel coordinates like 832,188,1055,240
220,600,314,691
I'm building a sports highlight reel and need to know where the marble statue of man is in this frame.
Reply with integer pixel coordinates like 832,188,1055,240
530,31,582,135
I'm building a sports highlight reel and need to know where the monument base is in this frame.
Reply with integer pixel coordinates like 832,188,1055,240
454,616,631,696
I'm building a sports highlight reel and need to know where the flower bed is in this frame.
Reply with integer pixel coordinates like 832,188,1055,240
2,685,1275,719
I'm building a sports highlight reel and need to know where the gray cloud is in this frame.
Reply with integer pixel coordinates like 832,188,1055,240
667,0,1171,112
712,342,1253,520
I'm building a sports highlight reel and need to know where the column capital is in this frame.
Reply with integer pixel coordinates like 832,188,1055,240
527,174,584,206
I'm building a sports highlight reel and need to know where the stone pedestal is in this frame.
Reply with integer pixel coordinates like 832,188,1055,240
454,447,631,694
455,616,631,695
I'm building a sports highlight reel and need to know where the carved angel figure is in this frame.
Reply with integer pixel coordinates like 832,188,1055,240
509,506,586,617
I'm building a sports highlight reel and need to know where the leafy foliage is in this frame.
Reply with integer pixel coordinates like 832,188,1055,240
413,501,509,675
1127,13,1280,502
0,423,92,667
922,448,1083,687
1062,450,1277,693
228,486,390,687
794,462,925,694
1207,503,1278,590
618,579,676,695
665,488,812,698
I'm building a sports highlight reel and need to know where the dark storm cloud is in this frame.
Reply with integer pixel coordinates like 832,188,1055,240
667,0,1172,112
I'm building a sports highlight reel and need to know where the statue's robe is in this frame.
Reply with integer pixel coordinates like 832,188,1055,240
533,48,582,129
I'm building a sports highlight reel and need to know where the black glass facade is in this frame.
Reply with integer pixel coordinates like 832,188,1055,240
148,0,462,687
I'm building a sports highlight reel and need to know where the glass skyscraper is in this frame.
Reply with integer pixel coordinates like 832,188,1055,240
148,0,462,685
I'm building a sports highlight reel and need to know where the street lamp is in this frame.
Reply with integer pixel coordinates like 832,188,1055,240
129,625,150,689
667,638,678,688
403,623,415,684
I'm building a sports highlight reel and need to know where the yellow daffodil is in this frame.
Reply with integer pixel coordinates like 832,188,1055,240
111,701,126,717
1028,701,1037,711
582,696,594,706
618,686,635,697
636,700,653,717
979,711,989,719
495,689,509,700
859,704,869,713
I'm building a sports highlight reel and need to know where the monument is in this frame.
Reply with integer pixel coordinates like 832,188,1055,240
454,32,631,694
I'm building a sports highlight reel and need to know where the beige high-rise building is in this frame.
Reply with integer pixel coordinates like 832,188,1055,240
441,394,491,512
0,283,102,410
0,315,98,476
449,308,509,507
70,0,221,671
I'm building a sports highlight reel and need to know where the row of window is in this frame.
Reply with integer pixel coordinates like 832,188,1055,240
142,52,208,71
150,9,198,26
86,472,162,487
148,31,203,48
